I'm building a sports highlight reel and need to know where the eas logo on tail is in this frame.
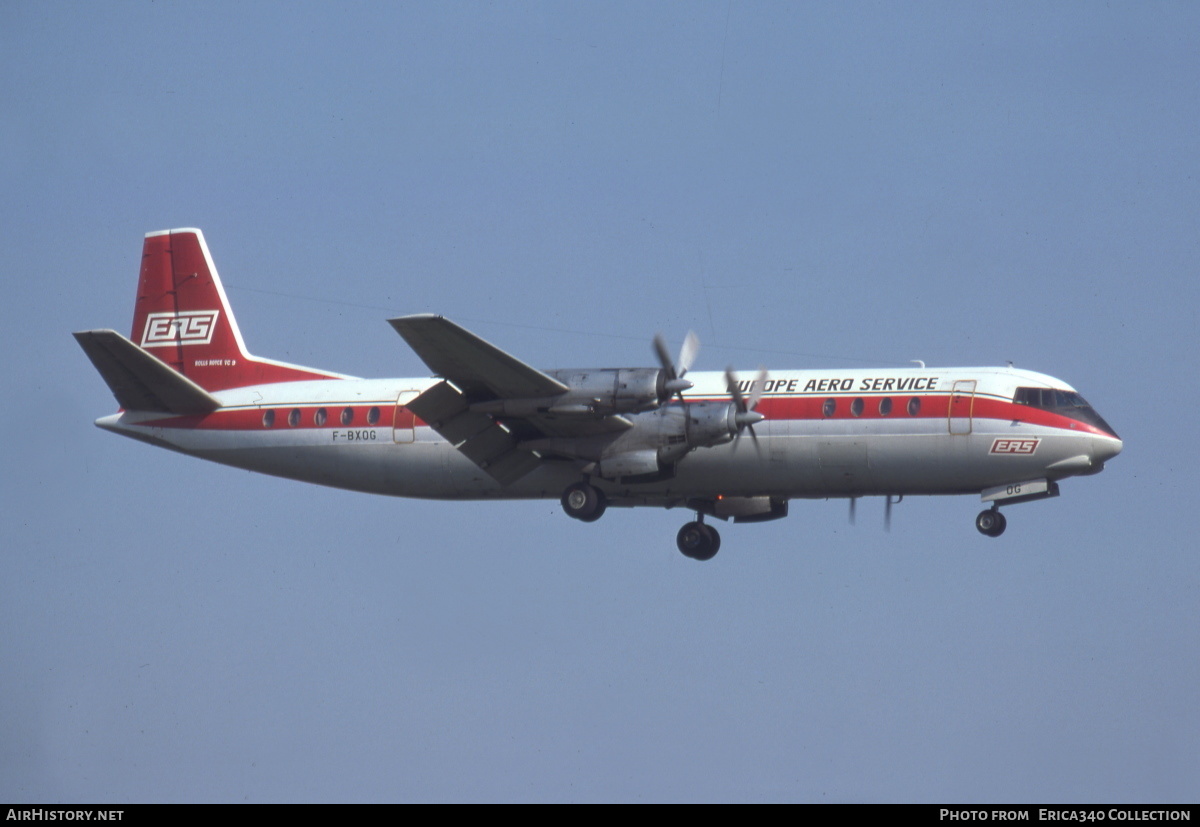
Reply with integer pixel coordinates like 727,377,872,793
141,310,220,348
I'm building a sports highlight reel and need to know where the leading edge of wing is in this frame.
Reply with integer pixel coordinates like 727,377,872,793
388,314,568,400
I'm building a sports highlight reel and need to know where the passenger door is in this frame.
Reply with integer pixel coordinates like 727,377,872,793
393,390,421,443
948,380,976,435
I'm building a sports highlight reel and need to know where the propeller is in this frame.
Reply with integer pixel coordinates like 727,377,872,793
853,495,900,530
654,331,699,402
884,494,903,532
854,494,902,532
725,365,767,453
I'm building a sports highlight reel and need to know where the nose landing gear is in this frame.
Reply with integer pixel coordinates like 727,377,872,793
677,517,721,561
975,507,1007,537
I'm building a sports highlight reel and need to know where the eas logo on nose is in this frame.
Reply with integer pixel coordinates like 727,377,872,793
141,310,220,347
990,438,1040,455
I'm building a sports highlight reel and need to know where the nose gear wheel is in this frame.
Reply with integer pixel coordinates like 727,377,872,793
677,520,720,561
975,508,1007,537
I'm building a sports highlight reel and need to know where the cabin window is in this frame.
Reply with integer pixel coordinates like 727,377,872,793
850,398,864,417
288,408,301,427
315,408,327,427
907,397,921,416
341,407,354,426
878,398,893,416
262,409,275,428
367,406,381,425
822,398,837,417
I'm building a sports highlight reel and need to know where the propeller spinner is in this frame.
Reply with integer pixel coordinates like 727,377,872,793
725,366,768,452
654,331,699,402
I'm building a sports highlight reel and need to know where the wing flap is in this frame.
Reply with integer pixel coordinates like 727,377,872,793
74,329,221,414
437,411,495,446
477,448,543,486
406,379,542,485
458,426,540,485
457,426,516,466
403,379,467,424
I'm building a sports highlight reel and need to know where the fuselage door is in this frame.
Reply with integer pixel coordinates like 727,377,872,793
393,390,420,443
949,379,976,435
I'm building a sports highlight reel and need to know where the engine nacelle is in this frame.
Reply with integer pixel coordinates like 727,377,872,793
595,449,662,479
470,368,695,420
681,401,739,450
596,402,740,479
519,401,743,481
698,496,789,523
544,368,673,415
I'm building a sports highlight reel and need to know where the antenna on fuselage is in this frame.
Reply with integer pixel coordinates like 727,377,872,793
911,360,925,369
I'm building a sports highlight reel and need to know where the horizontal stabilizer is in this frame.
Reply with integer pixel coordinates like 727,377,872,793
74,329,221,415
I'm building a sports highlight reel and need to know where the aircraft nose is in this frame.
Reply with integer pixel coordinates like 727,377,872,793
1091,435,1123,466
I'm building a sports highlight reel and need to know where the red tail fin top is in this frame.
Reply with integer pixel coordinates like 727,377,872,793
131,229,345,392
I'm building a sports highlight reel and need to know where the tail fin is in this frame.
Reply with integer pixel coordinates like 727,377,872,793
130,228,346,392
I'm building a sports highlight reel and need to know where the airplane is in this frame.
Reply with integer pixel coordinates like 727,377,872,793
75,228,1123,560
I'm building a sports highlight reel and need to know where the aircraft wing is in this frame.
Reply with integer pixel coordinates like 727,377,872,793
389,315,568,399
390,315,629,484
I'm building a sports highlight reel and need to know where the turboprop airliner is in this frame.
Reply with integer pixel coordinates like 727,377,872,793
75,229,1122,560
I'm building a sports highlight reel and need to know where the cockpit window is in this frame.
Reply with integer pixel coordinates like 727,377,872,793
1013,387,1117,437
1014,387,1092,409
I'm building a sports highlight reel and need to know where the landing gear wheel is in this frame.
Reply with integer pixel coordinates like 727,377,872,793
562,482,606,522
677,521,720,561
975,508,1007,537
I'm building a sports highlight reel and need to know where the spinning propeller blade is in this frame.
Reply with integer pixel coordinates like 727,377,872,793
726,366,768,454
654,331,699,401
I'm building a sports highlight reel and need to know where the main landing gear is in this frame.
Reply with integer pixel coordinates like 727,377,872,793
975,506,1007,538
561,481,606,522
676,518,720,561
560,482,722,561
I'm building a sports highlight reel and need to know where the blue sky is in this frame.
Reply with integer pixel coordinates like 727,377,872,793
2,1,1197,802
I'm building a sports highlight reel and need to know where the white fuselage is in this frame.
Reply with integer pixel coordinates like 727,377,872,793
97,365,1122,508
